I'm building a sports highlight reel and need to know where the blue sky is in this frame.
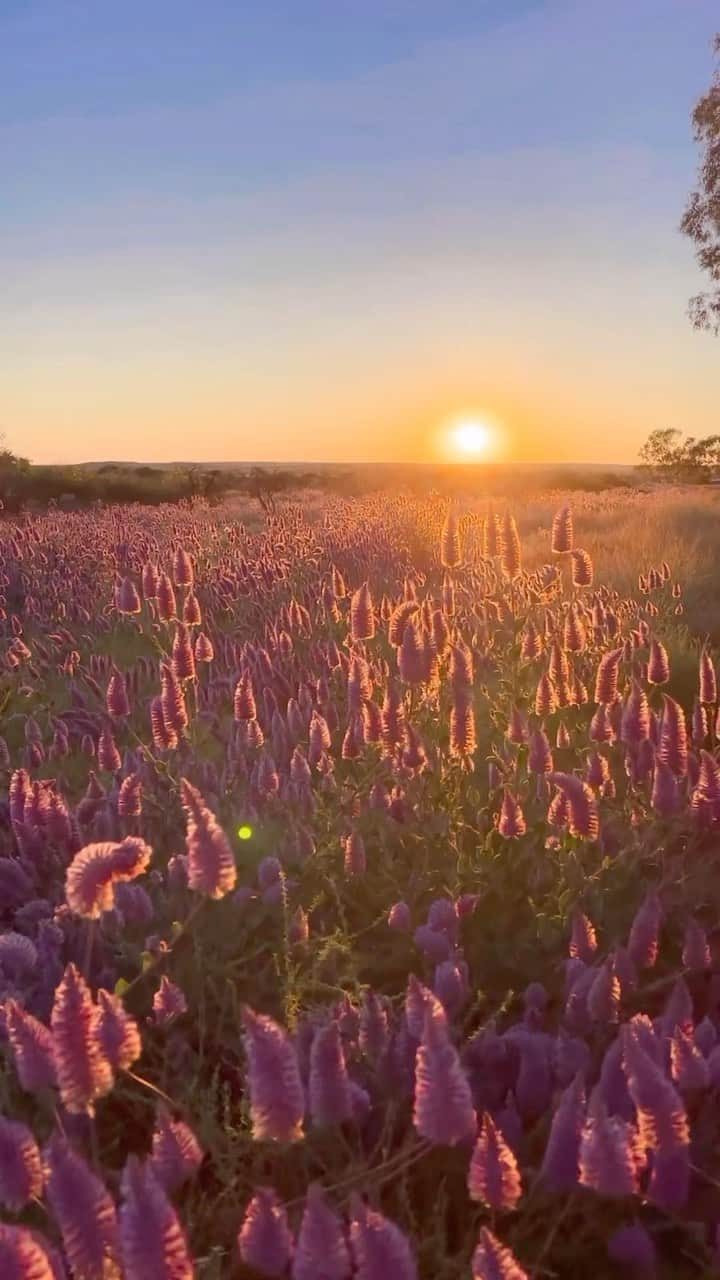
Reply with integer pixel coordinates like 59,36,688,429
2,0,719,464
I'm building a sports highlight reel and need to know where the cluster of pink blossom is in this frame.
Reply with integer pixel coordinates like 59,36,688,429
0,493,716,1276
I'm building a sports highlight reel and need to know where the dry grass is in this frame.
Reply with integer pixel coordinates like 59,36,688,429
516,487,720,634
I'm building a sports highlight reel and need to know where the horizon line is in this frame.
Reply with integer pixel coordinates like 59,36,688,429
37,458,640,470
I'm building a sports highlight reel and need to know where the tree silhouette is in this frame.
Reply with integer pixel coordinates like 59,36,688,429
640,429,720,481
681,35,720,332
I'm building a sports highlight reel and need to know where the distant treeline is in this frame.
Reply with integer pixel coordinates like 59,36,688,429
0,451,636,513
0,458,327,512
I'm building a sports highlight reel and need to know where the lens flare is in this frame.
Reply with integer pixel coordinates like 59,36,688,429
449,418,492,458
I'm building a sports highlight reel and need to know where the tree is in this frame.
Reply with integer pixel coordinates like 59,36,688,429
681,34,720,332
0,435,31,508
247,467,295,515
639,429,720,482
639,429,684,476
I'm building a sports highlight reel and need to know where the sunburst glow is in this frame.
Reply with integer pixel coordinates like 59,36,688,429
446,417,494,459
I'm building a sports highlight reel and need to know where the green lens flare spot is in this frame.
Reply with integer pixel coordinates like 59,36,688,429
237,824,253,840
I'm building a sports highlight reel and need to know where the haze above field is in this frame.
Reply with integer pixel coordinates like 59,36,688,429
3,1,720,466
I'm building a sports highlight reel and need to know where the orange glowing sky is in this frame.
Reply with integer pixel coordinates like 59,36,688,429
3,1,720,466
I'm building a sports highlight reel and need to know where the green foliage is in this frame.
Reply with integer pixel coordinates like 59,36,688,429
639,427,720,482
681,33,720,333
0,443,31,506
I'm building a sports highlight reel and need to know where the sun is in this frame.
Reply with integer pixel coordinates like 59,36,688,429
447,417,494,459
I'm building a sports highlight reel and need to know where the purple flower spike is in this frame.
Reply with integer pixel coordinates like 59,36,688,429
293,1183,350,1280
0,932,37,980
350,1080,371,1124
569,911,597,963
695,1016,717,1057
4,1000,57,1093
547,772,599,839
349,1196,418,1280
670,1026,709,1092
117,577,142,615
335,994,360,1043
468,1112,521,1208
152,976,188,1027
0,1224,58,1280
539,1074,585,1192
494,1092,523,1156
44,1133,120,1279
682,918,711,971
107,669,131,718
413,924,452,964
627,891,661,969
626,1013,660,1061
150,1107,203,1192
456,893,479,918
426,897,458,936
621,681,651,746
405,975,443,1041
596,1037,634,1120
472,1226,528,1279
613,945,638,996
239,1187,294,1277
563,963,593,1032
514,1034,552,1122
524,982,548,1014
50,963,114,1114
257,857,282,892
622,1029,690,1210
587,957,621,1025
658,694,688,777
434,959,469,1015
658,977,693,1040
120,1155,194,1280
309,1021,353,1128
0,1116,43,1211
388,901,411,932
358,990,390,1062
553,1030,590,1088
97,989,141,1070
118,773,143,819
65,837,152,919
607,1223,657,1272
414,1006,476,1147
288,906,309,945
180,779,236,899
651,761,680,817
242,1006,305,1142
578,1096,642,1197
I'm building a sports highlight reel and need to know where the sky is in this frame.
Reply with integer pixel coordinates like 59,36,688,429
2,0,719,466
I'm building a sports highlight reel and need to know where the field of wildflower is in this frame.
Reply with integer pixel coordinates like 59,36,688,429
2,487,720,1278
